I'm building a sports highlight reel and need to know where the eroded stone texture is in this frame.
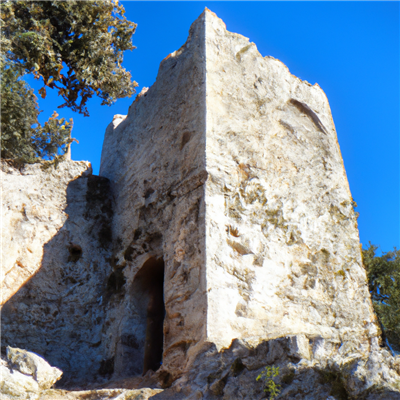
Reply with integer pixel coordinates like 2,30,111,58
1,160,114,385
2,8,399,400
100,8,380,384
99,11,208,381
1,160,91,305
179,335,400,399
203,9,378,349
0,358,40,399
6,347,62,390
39,388,163,400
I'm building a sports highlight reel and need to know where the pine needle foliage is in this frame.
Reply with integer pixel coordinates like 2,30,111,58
363,244,400,352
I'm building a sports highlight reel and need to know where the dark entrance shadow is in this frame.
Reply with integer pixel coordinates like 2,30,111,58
113,257,165,379
139,257,165,374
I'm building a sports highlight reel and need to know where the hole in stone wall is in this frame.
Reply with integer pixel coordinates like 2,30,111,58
124,246,135,261
180,131,191,150
68,243,82,262
144,188,155,199
98,356,114,378
107,269,126,295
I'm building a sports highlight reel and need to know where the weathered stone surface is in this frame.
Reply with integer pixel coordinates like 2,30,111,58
6,347,62,389
203,8,377,350
176,335,400,399
0,160,91,305
99,7,380,384
0,358,40,399
0,354,162,400
1,160,114,385
99,8,208,381
39,388,163,400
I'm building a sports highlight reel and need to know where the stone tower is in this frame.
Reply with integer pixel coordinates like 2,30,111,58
5,9,398,399
99,8,378,380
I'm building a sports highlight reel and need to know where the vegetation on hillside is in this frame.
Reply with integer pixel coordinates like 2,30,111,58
0,0,137,163
363,244,400,353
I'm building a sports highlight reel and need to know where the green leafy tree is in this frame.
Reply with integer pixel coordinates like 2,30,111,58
1,60,73,163
1,0,137,163
363,244,400,353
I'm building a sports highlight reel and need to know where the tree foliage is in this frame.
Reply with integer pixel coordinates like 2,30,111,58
1,60,73,163
1,0,137,163
363,244,400,352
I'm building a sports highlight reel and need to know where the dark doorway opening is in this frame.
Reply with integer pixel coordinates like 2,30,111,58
134,257,165,374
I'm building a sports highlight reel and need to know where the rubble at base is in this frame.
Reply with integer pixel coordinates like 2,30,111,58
1,339,399,400
178,336,400,399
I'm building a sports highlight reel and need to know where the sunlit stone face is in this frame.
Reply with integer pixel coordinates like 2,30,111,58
100,9,378,376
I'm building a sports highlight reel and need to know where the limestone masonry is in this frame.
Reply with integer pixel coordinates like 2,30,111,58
1,9,399,400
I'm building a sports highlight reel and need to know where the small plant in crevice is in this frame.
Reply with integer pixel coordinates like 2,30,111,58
256,365,281,399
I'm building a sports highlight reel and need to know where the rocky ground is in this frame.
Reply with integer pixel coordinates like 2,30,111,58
1,336,399,400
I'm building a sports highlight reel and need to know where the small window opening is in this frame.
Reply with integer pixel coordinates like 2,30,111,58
134,257,165,374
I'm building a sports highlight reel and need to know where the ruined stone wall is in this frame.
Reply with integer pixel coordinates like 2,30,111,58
1,161,114,386
98,9,380,382
203,11,378,350
99,12,208,381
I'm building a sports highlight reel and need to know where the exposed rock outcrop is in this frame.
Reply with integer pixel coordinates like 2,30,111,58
177,336,400,399
6,347,63,390
1,160,114,386
0,349,161,400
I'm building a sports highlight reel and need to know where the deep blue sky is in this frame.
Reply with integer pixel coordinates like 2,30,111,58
26,2,399,253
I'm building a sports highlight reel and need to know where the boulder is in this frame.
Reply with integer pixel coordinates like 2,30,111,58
7,347,63,390
0,358,39,399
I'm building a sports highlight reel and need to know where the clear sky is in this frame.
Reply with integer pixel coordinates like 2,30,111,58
25,1,399,253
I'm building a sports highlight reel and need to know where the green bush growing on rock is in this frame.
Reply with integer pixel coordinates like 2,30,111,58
256,365,281,399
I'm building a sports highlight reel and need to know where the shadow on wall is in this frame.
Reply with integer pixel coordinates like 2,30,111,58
1,173,115,387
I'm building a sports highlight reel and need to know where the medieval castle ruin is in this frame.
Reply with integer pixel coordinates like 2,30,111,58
1,9,399,400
